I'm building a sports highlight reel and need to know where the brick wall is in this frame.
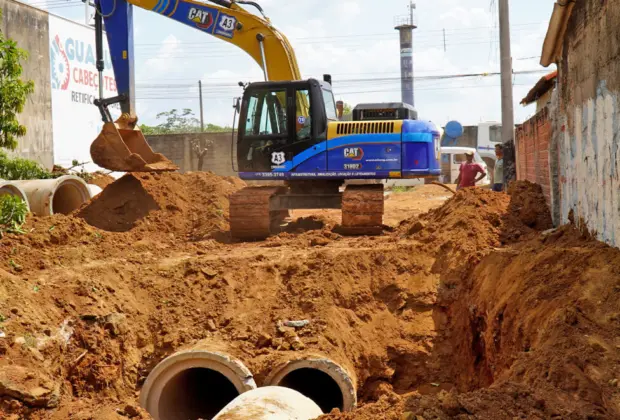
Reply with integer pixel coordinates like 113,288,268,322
146,132,236,177
516,107,551,206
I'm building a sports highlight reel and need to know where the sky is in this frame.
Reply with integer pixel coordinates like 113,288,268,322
26,0,557,129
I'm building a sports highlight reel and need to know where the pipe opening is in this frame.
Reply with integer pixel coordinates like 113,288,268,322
139,348,256,420
52,182,88,214
52,183,85,214
159,367,239,420
279,367,344,413
265,358,356,412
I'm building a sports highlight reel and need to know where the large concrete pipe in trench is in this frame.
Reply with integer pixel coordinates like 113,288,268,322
11,175,91,216
139,343,256,420
264,356,357,413
212,386,323,419
0,181,31,212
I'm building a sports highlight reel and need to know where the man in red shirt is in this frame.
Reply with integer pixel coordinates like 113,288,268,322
454,151,486,191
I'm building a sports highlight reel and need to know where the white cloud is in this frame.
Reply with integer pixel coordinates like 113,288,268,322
440,7,492,28
139,35,182,78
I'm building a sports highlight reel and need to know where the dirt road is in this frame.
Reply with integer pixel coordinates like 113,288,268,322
0,173,618,420
292,184,455,226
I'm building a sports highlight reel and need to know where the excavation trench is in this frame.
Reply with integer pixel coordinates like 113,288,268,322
139,346,256,420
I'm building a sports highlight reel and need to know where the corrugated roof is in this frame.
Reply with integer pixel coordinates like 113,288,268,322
520,70,558,105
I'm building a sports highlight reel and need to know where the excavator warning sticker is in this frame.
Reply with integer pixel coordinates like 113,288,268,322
215,14,236,38
188,8,214,30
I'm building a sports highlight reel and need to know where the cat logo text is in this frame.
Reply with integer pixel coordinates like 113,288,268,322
188,8,214,30
343,147,363,160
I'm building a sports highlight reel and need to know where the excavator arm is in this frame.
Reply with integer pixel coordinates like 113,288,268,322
91,0,303,172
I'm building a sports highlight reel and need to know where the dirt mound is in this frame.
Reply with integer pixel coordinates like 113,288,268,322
507,179,553,230
87,172,115,190
399,183,552,270
77,172,245,238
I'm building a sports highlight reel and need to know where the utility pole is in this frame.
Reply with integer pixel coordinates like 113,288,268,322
499,0,517,183
198,80,204,132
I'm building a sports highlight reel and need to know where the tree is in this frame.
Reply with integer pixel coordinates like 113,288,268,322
140,108,200,134
0,8,35,150
191,138,213,171
342,102,352,116
139,108,233,135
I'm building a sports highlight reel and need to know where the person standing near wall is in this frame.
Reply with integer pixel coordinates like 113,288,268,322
493,144,505,192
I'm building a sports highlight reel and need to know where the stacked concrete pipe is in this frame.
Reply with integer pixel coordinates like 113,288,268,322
263,355,357,413
11,175,91,216
0,180,31,213
139,340,256,420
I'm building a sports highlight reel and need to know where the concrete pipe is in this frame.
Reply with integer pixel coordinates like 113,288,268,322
87,184,103,198
11,175,90,216
0,181,31,212
212,386,323,419
139,346,257,420
264,356,357,413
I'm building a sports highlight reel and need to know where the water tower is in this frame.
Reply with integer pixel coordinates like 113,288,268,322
394,1,417,107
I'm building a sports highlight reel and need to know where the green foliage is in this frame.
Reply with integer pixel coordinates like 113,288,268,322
342,102,352,116
0,151,54,180
140,108,231,134
0,8,35,150
0,194,28,237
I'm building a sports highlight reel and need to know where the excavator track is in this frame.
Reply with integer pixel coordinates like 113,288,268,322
340,184,385,235
230,186,288,240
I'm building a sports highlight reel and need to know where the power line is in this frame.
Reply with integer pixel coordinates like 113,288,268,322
131,69,547,91
135,82,532,100
132,22,544,47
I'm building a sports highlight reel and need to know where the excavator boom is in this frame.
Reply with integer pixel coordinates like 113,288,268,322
91,0,301,172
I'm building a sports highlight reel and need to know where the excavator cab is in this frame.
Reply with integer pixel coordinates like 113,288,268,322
236,77,334,173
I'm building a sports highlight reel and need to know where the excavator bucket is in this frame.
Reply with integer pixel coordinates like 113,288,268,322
90,116,179,172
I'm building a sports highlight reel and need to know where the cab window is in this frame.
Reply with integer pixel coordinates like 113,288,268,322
244,89,287,136
295,89,312,140
322,89,337,121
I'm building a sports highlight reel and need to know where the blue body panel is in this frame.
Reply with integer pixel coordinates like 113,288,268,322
240,119,442,180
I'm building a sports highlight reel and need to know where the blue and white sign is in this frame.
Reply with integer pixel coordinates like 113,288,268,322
297,116,306,124
215,14,236,38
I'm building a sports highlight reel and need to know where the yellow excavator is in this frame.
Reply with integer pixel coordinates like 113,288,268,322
93,0,443,238
91,0,302,172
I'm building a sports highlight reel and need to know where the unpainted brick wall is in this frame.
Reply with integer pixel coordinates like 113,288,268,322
516,107,551,206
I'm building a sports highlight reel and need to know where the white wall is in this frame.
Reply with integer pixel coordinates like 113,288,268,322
49,14,119,172
558,81,620,246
